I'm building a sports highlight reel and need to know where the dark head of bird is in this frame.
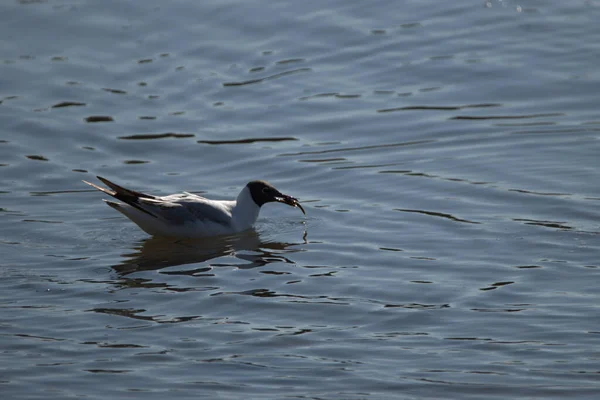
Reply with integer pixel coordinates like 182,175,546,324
246,180,306,215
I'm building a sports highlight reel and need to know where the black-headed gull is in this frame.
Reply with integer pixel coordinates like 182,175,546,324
83,176,305,237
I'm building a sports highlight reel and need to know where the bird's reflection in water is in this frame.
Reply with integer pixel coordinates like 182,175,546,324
112,229,306,276
92,229,308,324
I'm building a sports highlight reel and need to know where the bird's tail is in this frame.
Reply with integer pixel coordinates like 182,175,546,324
83,176,158,218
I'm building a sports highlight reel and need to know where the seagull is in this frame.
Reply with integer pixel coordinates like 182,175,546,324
83,176,305,238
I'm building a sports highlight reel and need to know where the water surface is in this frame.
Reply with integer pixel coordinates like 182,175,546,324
1,1,600,399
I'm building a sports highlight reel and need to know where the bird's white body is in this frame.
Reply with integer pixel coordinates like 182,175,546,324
106,186,260,237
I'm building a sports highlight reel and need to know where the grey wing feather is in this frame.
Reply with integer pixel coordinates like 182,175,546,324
183,201,233,224
138,194,233,225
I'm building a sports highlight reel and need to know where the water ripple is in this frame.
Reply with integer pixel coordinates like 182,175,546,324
119,133,195,140
513,218,573,230
377,103,501,113
451,112,564,120
85,116,114,123
198,137,297,145
223,68,312,87
51,101,86,108
395,209,480,224
279,140,433,157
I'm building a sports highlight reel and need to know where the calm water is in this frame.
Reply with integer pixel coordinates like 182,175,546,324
2,0,600,398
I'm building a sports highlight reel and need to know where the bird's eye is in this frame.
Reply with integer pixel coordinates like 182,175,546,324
262,187,270,193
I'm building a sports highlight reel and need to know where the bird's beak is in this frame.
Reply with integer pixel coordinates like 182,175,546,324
275,193,306,215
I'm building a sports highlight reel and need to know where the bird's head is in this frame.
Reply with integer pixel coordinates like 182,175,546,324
246,180,306,215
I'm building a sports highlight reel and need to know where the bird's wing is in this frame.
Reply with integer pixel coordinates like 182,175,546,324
139,194,234,226
84,176,233,226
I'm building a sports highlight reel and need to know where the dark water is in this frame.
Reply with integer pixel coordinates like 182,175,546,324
2,0,600,398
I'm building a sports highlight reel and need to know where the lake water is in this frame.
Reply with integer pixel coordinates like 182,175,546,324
1,0,600,399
